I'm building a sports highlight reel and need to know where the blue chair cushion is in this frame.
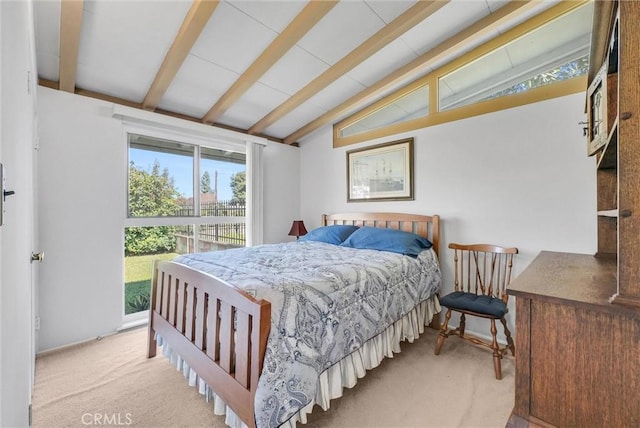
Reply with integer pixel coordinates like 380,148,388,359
439,291,508,318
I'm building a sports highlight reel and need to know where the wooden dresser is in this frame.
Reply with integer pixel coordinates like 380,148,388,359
507,252,640,427
507,1,640,427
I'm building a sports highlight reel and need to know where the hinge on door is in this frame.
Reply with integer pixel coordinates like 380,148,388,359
27,71,31,95
29,404,32,426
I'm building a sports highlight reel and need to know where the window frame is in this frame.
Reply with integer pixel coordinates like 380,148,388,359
333,0,590,148
122,122,248,324
124,122,247,220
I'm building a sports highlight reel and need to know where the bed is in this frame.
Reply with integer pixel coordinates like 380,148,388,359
147,212,441,428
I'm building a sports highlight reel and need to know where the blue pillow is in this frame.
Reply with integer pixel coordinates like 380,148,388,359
341,226,432,257
299,225,360,245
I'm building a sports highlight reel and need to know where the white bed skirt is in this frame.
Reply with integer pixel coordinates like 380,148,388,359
156,295,441,428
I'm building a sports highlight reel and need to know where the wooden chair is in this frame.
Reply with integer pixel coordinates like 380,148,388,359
434,243,518,379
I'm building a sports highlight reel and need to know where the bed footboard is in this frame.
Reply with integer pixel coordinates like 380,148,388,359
147,260,271,428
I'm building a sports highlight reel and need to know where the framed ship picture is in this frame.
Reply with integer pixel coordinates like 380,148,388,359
346,138,414,202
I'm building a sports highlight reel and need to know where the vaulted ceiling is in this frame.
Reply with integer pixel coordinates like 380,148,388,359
34,0,562,145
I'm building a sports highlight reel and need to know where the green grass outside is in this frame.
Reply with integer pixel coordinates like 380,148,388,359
124,253,178,314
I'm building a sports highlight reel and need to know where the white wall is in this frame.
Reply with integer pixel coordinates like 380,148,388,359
299,93,597,336
1,0,38,426
36,87,300,351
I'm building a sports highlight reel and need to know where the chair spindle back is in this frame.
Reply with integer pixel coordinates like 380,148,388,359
450,243,518,303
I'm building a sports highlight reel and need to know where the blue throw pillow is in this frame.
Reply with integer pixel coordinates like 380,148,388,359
341,226,432,256
299,225,360,245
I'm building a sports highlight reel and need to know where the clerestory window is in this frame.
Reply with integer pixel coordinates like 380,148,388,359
334,1,593,147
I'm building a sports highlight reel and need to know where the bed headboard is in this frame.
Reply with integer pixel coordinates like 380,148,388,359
321,212,440,258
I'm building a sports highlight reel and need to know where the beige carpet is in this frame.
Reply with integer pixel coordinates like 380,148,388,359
33,326,514,428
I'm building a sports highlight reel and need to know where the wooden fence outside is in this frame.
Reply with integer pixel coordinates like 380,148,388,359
175,200,246,217
168,200,247,250
175,223,245,253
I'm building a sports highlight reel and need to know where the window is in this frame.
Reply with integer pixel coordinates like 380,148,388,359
438,3,592,112
128,134,194,217
334,1,592,147
340,85,429,138
483,56,589,100
124,132,246,318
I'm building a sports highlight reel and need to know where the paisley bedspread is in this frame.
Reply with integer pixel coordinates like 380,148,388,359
174,240,441,428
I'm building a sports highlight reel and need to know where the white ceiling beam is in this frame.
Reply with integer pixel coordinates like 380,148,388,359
284,0,542,144
201,0,338,125
59,0,84,93
248,0,449,135
142,0,219,111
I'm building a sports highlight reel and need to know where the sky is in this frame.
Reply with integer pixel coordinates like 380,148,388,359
130,148,245,201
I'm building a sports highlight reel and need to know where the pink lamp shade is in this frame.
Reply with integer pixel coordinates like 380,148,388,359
288,220,308,239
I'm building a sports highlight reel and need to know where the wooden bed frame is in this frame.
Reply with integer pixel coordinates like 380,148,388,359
147,212,440,428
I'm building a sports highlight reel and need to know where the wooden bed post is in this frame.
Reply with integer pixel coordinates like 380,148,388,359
431,215,440,259
147,260,159,358
429,311,442,330
429,215,441,330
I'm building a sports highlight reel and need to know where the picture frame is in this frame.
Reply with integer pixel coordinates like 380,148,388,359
347,137,414,202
